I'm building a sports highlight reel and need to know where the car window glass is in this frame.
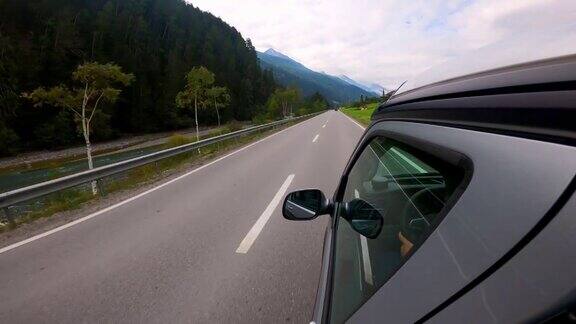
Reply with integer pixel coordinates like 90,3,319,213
330,137,466,323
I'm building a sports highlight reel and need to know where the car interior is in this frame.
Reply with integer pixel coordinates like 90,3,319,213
330,137,467,322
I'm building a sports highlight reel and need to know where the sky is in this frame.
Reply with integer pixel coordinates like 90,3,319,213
190,0,576,89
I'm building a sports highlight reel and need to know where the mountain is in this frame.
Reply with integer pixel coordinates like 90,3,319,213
262,48,294,61
257,49,376,105
368,83,387,95
337,75,386,95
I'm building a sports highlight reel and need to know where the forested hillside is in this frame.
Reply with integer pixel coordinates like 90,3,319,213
0,0,276,156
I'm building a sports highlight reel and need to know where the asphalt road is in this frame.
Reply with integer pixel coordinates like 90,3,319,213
0,111,363,323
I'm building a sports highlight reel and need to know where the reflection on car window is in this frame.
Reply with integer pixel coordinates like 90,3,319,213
330,137,466,323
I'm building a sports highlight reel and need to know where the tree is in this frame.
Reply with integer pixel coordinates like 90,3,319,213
264,87,301,119
206,86,230,127
24,62,134,194
269,87,300,118
309,91,329,112
0,0,277,156
294,92,328,116
284,87,300,117
382,89,394,103
176,66,215,145
265,92,281,120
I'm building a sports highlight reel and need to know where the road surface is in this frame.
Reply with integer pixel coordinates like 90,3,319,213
0,111,364,323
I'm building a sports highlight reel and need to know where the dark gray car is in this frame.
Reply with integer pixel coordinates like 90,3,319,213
283,55,576,323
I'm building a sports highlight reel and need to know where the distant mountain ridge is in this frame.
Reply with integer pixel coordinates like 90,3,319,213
257,49,377,105
368,83,387,95
336,75,384,95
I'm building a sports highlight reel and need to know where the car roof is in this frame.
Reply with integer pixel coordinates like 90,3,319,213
372,54,576,146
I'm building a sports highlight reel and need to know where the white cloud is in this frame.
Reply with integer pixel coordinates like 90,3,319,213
189,0,575,89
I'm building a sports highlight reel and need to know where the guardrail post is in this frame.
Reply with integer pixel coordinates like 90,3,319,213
2,207,16,229
96,180,106,197
154,161,161,176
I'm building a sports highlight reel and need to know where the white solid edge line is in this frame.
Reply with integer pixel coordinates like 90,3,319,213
360,236,374,285
0,119,312,256
235,174,295,254
340,111,366,130
312,134,320,143
354,189,374,285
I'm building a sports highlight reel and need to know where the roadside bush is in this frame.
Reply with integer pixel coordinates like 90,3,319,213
167,134,193,147
33,110,78,149
252,113,268,125
225,120,243,133
0,121,20,157
296,107,309,117
91,111,116,142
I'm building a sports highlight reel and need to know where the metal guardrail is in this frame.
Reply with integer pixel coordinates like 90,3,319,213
0,111,324,211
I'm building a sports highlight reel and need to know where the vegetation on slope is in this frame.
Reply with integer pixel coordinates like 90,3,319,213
0,0,277,156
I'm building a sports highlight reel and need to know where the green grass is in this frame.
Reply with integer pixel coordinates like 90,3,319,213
341,103,379,126
0,188,94,232
166,134,194,147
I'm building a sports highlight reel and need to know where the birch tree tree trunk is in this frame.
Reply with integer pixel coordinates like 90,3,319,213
81,85,98,195
215,99,221,128
83,125,98,195
194,95,201,153
282,101,287,118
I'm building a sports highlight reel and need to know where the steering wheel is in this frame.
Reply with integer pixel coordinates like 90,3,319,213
399,186,445,244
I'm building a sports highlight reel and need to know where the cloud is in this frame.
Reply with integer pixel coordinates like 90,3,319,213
189,0,574,89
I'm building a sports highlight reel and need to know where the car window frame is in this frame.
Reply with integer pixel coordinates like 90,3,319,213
324,125,474,323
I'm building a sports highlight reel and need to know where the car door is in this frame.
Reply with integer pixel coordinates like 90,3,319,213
323,120,576,323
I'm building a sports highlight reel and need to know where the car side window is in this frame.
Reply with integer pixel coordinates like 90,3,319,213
330,137,466,323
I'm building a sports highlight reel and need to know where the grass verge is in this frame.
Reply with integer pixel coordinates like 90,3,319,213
341,103,379,126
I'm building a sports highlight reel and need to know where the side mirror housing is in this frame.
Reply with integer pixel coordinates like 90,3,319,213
283,189,332,221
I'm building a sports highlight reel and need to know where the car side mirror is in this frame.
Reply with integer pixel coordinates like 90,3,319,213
283,189,332,221
343,199,383,239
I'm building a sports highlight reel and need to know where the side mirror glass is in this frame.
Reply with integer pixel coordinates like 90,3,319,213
343,199,383,239
283,189,331,221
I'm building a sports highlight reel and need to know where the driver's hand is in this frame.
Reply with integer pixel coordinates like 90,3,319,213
398,232,414,257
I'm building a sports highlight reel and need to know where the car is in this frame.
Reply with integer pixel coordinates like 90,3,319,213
282,52,576,323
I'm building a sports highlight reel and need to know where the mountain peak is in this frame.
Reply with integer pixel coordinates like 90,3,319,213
264,48,291,60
